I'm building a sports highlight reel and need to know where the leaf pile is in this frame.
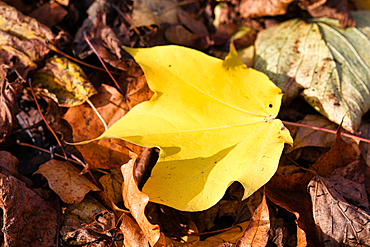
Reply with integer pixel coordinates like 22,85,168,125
2,0,370,246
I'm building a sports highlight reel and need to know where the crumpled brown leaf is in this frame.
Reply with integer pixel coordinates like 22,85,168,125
0,1,54,77
60,195,119,246
308,175,370,246
266,131,359,246
99,170,123,205
0,173,57,246
299,0,355,27
236,193,270,247
0,66,20,142
29,2,68,28
131,0,181,27
121,153,166,247
34,159,100,204
63,84,145,171
0,1,55,41
238,0,295,19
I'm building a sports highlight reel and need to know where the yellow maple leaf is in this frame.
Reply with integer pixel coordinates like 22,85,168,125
98,44,292,211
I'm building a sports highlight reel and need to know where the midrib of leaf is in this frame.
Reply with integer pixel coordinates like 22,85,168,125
248,117,275,196
155,58,272,119
275,19,300,82
138,116,271,136
293,23,315,83
154,121,273,198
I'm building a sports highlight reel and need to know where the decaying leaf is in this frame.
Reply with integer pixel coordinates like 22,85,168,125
0,66,20,142
32,56,98,107
34,159,100,204
94,44,292,212
308,175,370,246
60,195,118,246
131,0,181,27
0,1,54,76
299,0,355,27
266,131,360,246
0,1,55,41
63,84,145,171
99,170,124,205
239,0,295,19
121,153,166,246
29,2,68,28
120,213,150,247
255,12,370,132
0,173,57,246
236,193,270,247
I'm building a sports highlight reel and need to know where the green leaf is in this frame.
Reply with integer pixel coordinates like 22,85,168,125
255,12,370,133
97,44,292,211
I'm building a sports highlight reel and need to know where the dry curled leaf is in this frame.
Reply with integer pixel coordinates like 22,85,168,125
34,159,100,204
0,66,20,142
239,0,295,19
308,175,370,246
0,173,57,247
236,193,270,247
60,195,118,246
121,153,166,247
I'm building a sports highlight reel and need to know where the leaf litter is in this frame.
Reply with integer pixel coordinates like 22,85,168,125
3,0,370,246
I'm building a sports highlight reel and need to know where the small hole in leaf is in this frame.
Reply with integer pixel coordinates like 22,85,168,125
168,64,172,67
269,104,273,108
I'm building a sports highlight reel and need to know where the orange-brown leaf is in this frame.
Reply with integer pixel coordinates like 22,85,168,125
0,173,57,246
121,153,166,246
34,159,100,204
236,193,270,247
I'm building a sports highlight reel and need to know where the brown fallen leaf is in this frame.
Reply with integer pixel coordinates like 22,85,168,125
99,170,124,205
121,153,166,246
120,213,150,247
60,195,119,246
308,175,370,246
131,0,181,27
238,0,295,19
34,159,100,204
0,173,57,246
0,66,20,142
165,25,211,50
29,2,68,28
190,221,250,247
0,1,54,77
0,1,55,41
236,193,270,247
299,0,355,27
266,130,359,246
63,84,144,171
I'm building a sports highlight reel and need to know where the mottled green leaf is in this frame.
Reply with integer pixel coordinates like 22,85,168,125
255,11,370,132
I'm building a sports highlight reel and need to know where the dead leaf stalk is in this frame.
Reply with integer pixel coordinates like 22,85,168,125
83,32,124,95
282,120,370,144
46,41,121,75
28,79,68,160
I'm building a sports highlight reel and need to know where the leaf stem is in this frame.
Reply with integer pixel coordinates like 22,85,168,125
282,120,370,144
28,79,68,159
83,32,124,94
86,98,108,131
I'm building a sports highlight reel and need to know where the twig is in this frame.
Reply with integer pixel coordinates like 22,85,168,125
282,120,370,144
83,32,124,94
28,79,68,160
